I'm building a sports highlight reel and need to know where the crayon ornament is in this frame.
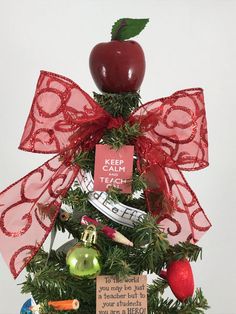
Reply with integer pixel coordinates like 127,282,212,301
48,299,80,311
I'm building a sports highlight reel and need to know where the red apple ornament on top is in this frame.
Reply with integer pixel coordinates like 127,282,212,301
89,18,148,93
161,259,194,302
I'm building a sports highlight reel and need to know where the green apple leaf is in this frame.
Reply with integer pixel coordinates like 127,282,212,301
111,18,149,41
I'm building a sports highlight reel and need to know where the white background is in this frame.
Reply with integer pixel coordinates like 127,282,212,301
0,1,235,313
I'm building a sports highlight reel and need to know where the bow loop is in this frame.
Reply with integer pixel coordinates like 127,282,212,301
130,88,208,171
19,71,109,154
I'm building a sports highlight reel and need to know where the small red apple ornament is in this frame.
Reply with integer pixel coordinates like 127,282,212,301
161,259,194,301
89,18,149,93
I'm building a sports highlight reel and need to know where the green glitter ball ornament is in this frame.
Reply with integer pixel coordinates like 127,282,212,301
66,224,101,279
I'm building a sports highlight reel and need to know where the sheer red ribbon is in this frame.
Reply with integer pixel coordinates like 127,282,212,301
0,71,211,278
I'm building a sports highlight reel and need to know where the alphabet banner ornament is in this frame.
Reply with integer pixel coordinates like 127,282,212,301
78,170,145,227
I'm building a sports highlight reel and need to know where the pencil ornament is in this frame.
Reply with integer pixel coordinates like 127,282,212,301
81,215,133,247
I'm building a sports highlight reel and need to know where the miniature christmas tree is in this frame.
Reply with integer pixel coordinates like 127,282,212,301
0,19,211,314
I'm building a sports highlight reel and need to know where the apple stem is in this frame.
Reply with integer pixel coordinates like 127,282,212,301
112,19,127,41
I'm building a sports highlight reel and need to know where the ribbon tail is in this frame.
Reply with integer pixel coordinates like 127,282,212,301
0,155,79,278
144,164,211,244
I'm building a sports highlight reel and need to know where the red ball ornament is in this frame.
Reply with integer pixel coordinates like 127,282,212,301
164,259,194,301
89,40,145,93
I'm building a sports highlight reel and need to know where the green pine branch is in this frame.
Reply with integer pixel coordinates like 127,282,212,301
102,246,135,279
93,91,141,118
167,242,202,263
148,287,209,314
73,150,95,172
102,122,142,149
62,184,89,209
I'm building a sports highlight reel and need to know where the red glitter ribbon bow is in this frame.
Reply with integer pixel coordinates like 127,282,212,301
0,71,211,278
